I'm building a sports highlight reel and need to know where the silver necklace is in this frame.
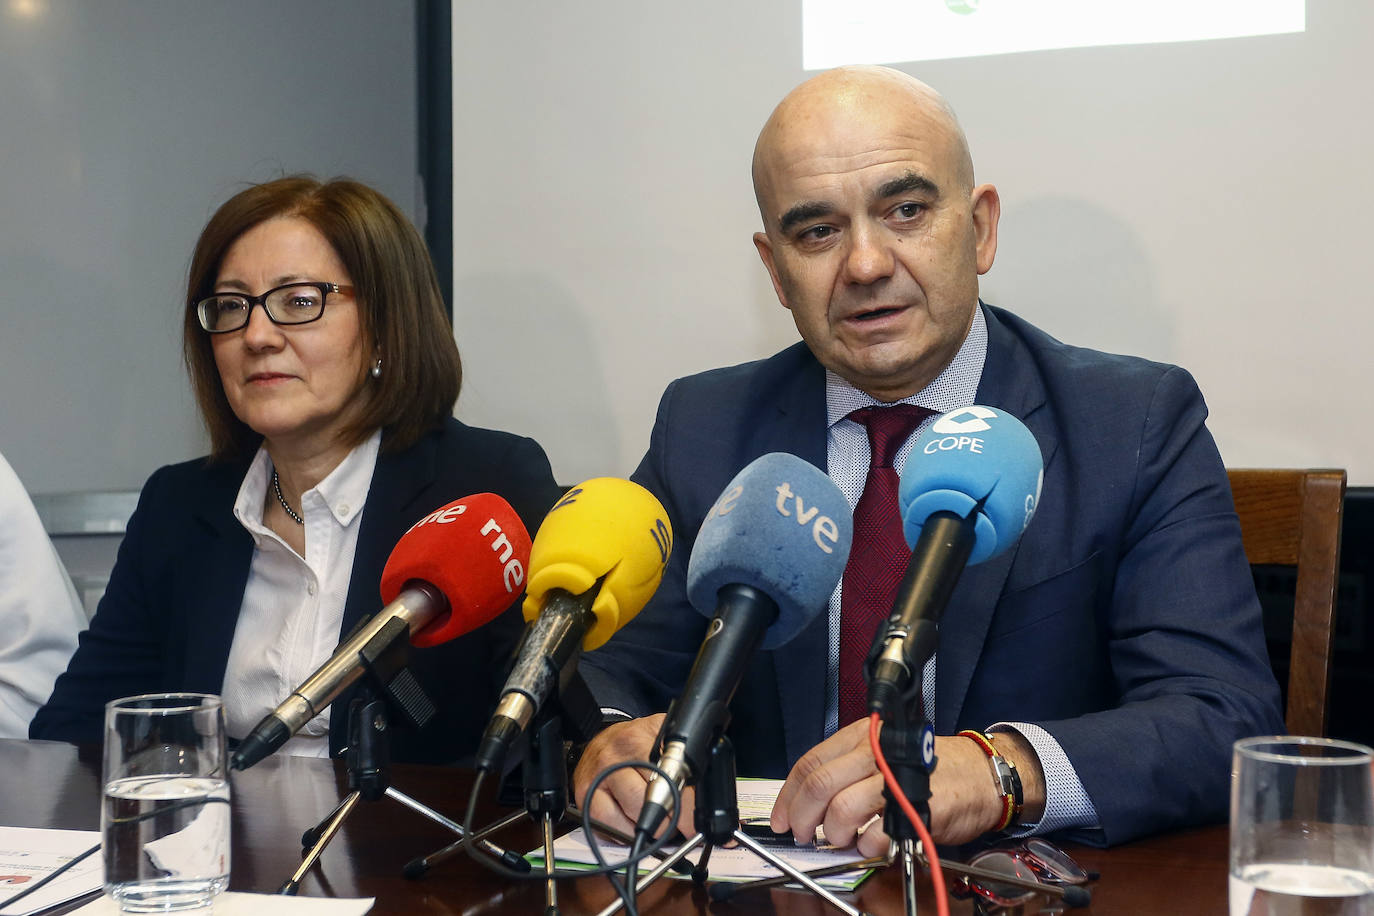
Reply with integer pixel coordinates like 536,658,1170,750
272,469,304,525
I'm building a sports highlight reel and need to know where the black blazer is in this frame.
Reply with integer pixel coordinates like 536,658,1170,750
580,304,1283,845
31,418,564,765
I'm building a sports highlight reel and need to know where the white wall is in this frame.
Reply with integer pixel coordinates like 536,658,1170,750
0,1,418,495
452,1,1373,485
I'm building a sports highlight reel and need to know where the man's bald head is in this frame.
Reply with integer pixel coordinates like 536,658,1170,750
752,66,975,229
747,65,1000,401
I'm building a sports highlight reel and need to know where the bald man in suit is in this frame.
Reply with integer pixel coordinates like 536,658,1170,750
575,66,1282,849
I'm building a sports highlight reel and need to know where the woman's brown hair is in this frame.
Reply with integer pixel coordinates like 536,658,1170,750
183,176,461,460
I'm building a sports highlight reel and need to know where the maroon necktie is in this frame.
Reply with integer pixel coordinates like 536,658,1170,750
837,404,933,728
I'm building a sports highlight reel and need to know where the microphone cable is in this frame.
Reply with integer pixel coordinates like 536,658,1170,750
870,711,950,916
456,758,682,912
580,759,683,916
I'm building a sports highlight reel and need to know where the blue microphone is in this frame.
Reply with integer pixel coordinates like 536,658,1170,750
636,453,853,840
868,406,1044,716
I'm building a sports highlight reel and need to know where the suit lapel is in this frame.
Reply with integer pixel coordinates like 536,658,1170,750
935,306,1059,732
185,461,255,694
758,350,832,767
327,429,442,750
339,432,439,635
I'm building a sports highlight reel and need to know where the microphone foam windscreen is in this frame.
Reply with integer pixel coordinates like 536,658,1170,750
686,453,852,650
380,493,532,648
523,478,672,651
898,406,1044,566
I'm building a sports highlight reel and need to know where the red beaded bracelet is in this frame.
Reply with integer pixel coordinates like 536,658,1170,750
959,729,1024,832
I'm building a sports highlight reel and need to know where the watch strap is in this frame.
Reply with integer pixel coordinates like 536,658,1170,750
959,729,1024,832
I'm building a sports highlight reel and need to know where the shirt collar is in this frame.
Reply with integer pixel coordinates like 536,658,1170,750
825,303,988,427
233,429,383,533
313,429,382,526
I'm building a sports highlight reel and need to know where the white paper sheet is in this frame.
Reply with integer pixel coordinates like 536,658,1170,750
69,891,374,915
0,826,102,916
529,778,875,890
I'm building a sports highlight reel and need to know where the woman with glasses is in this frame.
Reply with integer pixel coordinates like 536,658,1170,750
31,176,563,764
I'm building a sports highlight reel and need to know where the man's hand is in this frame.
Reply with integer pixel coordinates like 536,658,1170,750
572,714,696,841
770,720,1046,856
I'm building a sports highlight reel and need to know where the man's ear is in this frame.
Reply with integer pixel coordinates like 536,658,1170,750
753,231,791,310
970,183,1000,275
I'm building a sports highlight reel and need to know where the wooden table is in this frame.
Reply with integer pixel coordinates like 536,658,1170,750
1,738,1227,914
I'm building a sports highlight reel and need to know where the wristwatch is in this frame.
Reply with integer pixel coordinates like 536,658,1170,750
958,729,1024,832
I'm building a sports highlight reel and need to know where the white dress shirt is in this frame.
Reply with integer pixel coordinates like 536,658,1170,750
822,306,1100,835
0,451,85,738
221,431,381,758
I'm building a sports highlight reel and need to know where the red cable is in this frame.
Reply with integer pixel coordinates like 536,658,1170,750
870,712,950,916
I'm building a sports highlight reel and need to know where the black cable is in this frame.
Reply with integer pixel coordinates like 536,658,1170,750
625,832,645,916
578,759,682,873
106,795,231,827
578,759,683,916
457,770,551,879
458,760,681,883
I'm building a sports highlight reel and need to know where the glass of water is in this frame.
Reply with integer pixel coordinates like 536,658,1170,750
1231,736,1374,916
102,693,231,912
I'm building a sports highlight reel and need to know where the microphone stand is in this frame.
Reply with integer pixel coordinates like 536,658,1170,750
719,511,976,911
862,507,979,915
596,735,874,916
278,616,527,894
405,671,654,916
878,684,936,916
715,697,935,913
732,506,1087,914
406,693,572,911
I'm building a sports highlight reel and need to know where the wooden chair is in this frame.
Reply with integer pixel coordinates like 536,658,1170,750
1227,469,1346,737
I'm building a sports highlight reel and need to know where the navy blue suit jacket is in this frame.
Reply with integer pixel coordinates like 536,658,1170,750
31,418,564,765
580,304,1283,845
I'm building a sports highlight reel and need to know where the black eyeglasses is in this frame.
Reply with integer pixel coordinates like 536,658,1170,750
195,281,353,333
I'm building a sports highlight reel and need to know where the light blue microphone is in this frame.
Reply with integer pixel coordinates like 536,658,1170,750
686,451,853,648
638,452,853,839
869,406,1043,716
899,405,1043,565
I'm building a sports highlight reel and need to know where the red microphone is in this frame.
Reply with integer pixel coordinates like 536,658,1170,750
231,493,530,770
380,492,533,647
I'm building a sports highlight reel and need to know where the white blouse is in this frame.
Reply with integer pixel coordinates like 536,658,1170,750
220,431,381,757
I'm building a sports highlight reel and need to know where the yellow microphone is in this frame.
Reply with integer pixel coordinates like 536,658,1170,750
474,478,672,772
523,477,673,649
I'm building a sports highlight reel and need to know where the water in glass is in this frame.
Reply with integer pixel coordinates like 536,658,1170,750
1231,862,1374,916
102,774,230,912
